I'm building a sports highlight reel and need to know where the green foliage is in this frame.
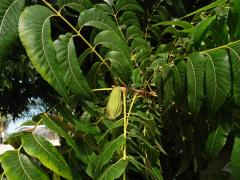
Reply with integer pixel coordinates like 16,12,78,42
1,0,240,179
0,0,25,60
0,151,49,180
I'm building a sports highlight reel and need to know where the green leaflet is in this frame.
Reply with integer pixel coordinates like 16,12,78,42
41,113,93,164
187,52,205,115
120,11,141,28
94,30,132,83
115,0,144,13
93,135,125,177
94,30,130,58
183,0,226,18
128,157,156,179
228,43,240,107
192,15,216,50
203,49,231,112
173,59,187,100
161,65,174,109
0,0,25,59
232,0,240,38
152,19,193,29
56,0,93,12
230,137,240,180
21,133,72,180
19,5,69,102
126,25,144,40
1,151,49,180
205,125,227,159
105,51,132,84
78,8,122,38
54,33,96,101
98,159,128,180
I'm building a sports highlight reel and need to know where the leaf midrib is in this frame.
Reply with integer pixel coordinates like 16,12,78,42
204,52,217,109
18,152,32,180
31,134,69,173
0,0,19,33
187,57,197,110
42,16,67,99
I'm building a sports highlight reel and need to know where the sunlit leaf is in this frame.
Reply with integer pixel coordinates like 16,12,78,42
1,151,49,180
54,33,96,101
21,133,72,179
19,5,69,102
0,0,25,59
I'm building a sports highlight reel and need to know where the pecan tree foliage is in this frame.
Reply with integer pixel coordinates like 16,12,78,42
1,0,240,179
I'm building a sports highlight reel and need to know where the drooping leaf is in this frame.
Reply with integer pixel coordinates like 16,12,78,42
187,52,205,115
78,47,92,66
21,133,72,180
105,51,132,84
128,133,160,162
128,156,156,180
41,113,94,163
209,17,228,46
98,119,123,143
152,166,163,180
183,0,226,18
54,33,96,101
94,3,112,14
98,159,128,180
230,137,240,180
93,135,125,177
93,30,132,83
57,0,92,12
126,25,144,40
192,15,216,49
115,0,144,13
1,151,49,180
173,59,187,100
152,19,193,29
78,8,122,37
0,0,25,59
94,30,130,58
205,125,227,159
119,11,141,28
228,43,240,107
161,64,174,108
203,49,231,112
19,5,69,102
